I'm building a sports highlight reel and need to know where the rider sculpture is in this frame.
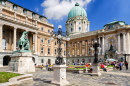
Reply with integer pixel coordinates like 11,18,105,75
18,31,30,51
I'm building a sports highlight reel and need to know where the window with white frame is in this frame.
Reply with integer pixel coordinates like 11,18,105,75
55,49,57,55
33,46,35,52
41,47,44,53
48,40,50,44
48,48,50,54
41,38,44,43
2,39,7,49
41,27,44,31
48,29,50,33
64,51,66,56
33,36,35,41
79,22,81,24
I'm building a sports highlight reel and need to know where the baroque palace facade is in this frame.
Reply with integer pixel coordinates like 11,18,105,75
66,3,130,65
0,0,66,67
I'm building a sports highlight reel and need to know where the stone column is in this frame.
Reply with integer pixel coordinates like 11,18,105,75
0,23,3,52
0,7,2,16
51,41,53,56
35,20,37,27
35,32,37,54
75,42,77,57
102,36,105,55
127,32,130,54
14,12,16,20
123,32,126,54
85,40,88,56
13,27,17,51
98,37,101,55
117,33,121,54
80,41,82,56
26,16,28,23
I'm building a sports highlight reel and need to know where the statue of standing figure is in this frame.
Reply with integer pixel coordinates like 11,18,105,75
104,52,109,60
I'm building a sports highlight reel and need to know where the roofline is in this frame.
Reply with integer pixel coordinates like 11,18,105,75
5,0,47,19
103,21,125,27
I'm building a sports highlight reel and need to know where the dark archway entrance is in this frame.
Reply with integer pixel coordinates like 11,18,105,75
3,56,11,66
32,57,35,63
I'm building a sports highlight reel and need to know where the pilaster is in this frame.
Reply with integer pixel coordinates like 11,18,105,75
0,23,3,52
117,33,121,54
122,32,126,54
35,32,37,54
13,27,17,51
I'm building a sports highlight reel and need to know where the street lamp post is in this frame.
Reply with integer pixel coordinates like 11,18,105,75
51,25,70,85
91,40,101,76
93,40,100,63
50,25,70,65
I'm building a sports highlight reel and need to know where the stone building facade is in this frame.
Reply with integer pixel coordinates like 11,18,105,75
0,0,66,67
66,3,130,65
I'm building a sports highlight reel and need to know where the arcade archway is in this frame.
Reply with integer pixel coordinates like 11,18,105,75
3,56,11,66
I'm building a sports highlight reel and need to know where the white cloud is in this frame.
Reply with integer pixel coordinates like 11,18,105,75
35,8,39,12
41,0,92,20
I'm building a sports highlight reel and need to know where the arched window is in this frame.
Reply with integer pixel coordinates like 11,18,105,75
2,39,7,49
41,47,44,53
48,40,50,44
79,27,81,31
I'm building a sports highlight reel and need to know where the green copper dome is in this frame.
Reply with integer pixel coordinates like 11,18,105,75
68,3,87,19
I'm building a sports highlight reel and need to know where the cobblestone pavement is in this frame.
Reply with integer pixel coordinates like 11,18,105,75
1,67,130,86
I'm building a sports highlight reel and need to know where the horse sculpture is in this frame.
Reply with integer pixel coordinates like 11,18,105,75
18,31,30,51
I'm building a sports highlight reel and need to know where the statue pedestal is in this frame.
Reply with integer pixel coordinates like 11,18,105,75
8,52,35,73
91,63,101,76
51,65,69,86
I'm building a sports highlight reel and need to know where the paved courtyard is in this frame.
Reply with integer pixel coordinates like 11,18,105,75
0,67,130,86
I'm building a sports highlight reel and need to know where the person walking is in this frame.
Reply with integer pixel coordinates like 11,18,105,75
85,63,88,72
119,62,122,70
125,61,128,70
46,61,48,71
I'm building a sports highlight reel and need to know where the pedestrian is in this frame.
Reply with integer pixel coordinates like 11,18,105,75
119,61,122,70
46,61,48,71
125,61,128,70
85,63,88,72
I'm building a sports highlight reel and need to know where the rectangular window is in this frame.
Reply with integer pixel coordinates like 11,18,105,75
48,29,50,33
41,59,44,63
64,43,66,47
68,44,70,47
68,51,69,55
64,51,66,56
2,1,5,5
13,5,17,10
41,47,44,54
48,40,50,44
55,49,57,55
41,27,44,31
33,36,35,41
41,38,44,43
48,48,50,54
33,46,35,52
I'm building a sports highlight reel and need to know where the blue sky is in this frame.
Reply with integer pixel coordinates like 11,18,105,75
9,0,130,32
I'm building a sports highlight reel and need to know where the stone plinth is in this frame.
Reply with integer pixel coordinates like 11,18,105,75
51,65,69,86
8,52,35,73
91,63,101,76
